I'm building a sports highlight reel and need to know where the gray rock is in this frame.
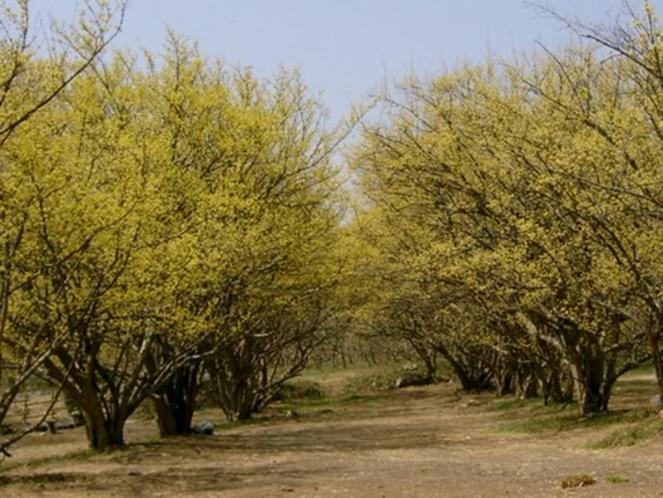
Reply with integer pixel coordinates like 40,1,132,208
35,421,56,433
128,468,142,476
54,417,77,431
193,420,214,435
69,410,85,427
395,373,432,388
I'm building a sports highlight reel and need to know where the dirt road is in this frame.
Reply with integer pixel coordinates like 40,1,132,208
1,382,661,497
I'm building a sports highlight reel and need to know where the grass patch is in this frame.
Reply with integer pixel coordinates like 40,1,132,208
0,448,95,474
0,472,79,486
491,398,541,411
491,396,578,413
343,369,400,393
591,415,663,448
340,362,440,395
274,380,325,402
616,377,658,387
501,408,650,434
276,393,386,412
209,392,388,432
634,362,654,372
213,417,279,431
605,474,630,484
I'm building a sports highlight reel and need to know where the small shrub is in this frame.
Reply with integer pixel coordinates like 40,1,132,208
344,372,397,393
561,474,596,488
274,380,324,402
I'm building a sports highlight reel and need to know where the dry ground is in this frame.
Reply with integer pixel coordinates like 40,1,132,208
0,370,661,497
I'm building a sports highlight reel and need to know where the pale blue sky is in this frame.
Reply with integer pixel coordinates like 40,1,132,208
30,1,663,122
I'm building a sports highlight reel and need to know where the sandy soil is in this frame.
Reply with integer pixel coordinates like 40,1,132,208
0,379,661,497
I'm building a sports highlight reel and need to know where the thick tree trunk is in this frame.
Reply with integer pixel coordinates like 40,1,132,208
433,344,493,391
43,354,130,452
516,370,538,399
81,405,126,451
579,388,609,415
152,365,200,437
650,310,663,400
207,359,256,421
153,396,193,436
216,384,255,422
573,351,612,415
495,370,514,396
233,401,254,422
539,368,574,405
493,354,517,396
454,367,493,391
556,321,615,415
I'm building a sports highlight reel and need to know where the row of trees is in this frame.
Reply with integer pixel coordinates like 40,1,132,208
1,1,349,454
350,3,663,415
2,0,662,460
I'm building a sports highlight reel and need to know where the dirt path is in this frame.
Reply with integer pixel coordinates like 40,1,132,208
1,383,662,497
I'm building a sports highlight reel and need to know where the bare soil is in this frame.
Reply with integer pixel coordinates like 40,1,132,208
1,372,661,497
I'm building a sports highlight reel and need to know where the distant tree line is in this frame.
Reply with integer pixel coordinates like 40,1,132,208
350,2,663,415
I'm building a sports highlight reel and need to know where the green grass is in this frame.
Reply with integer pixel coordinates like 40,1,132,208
492,398,535,411
275,380,325,402
616,377,658,387
634,362,654,372
494,396,662,448
210,392,387,431
591,416,663,448
0,448,95,474
212,417,279,431
275,393,386,412
342,369,402,393
605,474,630,484
500,404,651,434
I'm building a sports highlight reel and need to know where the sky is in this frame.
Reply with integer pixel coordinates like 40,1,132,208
29,0,663,123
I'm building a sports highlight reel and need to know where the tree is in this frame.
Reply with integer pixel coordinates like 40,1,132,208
0,0,125,457
351,42,657,413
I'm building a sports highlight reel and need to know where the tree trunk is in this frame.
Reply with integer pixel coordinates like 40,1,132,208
81,404,126,451
218,383,255,422
579,387,609,415
153,396,194,436
516,370,538,399
433,344,493,391
494,365,514,396
454,367,493,391
650,309,663,399
573,350,612,415
206,340,258,421
539,368,574,405
152,365,200,437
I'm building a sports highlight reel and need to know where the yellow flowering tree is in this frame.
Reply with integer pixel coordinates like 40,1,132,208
0,0,125,457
